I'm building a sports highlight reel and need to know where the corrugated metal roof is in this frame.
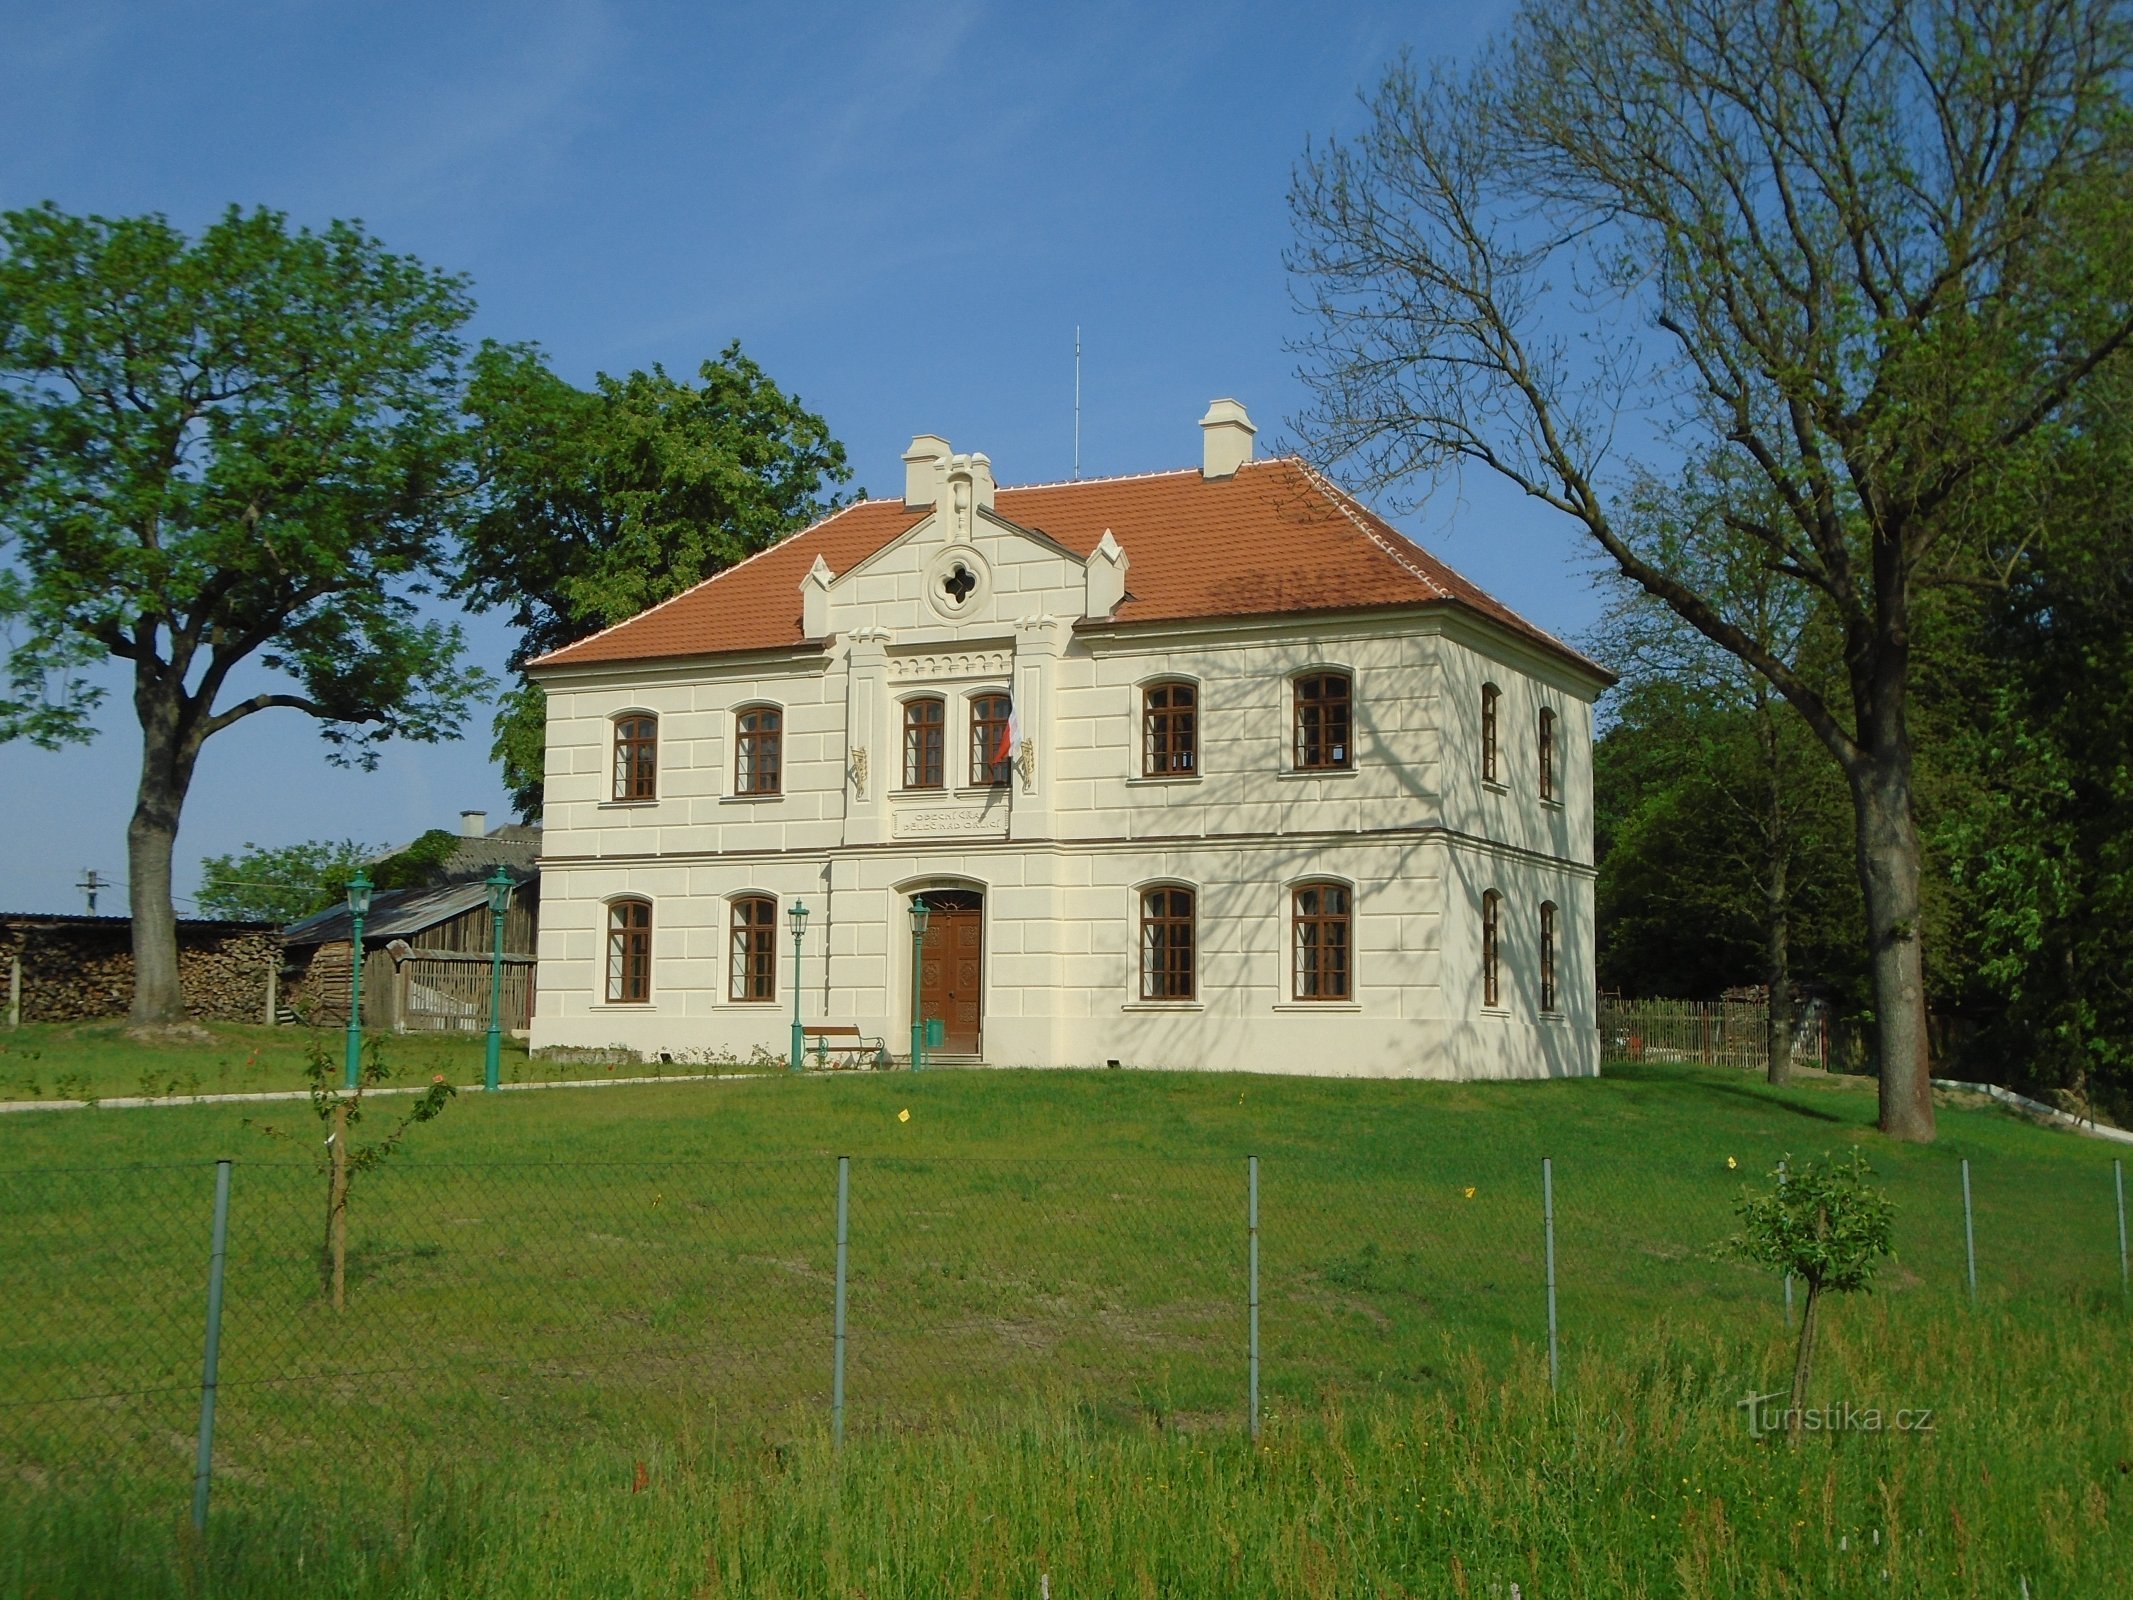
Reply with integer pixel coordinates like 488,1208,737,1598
281,879,524,946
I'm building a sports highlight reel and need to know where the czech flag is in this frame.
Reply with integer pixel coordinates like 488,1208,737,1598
995,700,1021,773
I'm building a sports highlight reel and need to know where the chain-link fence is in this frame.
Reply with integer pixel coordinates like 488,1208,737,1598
3,1148,2126,1528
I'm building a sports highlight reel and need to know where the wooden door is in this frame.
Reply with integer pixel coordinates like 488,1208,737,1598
918,902,983,1055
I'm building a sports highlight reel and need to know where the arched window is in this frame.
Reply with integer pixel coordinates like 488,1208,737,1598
903,696,945,789
971,693,1013,787
613,714,658,801
1139,886,1196,1001
1292,882,1353,1001
1293,672,1352,771
1481,889,1501,1010
1143,681,1198,776
734,705,782,796
606,899,652,1004
1538,706,1557,801
1481,683,1500,784
1539,900,1559,1013
729,895,777,1001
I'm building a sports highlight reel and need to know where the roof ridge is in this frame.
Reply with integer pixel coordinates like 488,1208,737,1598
998,461,1249,495
1290,459,1454,602
530,497,893,667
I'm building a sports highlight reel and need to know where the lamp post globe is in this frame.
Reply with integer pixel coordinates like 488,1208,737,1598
343,869,374,1090
483,868,512,1092
787,901,810,1073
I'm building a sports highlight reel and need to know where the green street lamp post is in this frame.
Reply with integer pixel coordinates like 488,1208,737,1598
483,867,513,1092
787,901,810,1073
907,896,930,1071
342,869,373,1090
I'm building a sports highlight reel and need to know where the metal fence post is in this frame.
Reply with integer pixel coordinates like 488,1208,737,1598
1961,1158,1978,1306
1247,1155,1260,1440
1542,1156,1559,1393
832,1155,849,1448
2115,1158,2127,1303
191,1159,233,1533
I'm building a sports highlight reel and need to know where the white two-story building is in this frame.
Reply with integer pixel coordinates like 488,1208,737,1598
527,401,1612,1078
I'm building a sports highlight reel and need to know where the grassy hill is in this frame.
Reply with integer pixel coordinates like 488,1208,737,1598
3,1050,2129,1595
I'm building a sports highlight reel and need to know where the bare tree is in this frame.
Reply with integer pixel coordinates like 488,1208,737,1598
1290,0,2133,1140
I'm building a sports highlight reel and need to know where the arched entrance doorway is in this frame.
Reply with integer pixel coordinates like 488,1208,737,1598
914,888,983,1056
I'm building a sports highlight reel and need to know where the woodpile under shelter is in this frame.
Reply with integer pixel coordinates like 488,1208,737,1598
2,914,281,1026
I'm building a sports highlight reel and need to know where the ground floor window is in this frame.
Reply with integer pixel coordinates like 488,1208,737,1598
1139,886,1196,1001
1292,882,1352,1000
730,895,777,1001
606,900,652,1003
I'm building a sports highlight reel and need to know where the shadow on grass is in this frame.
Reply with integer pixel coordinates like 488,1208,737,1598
1604,1060,1853,1125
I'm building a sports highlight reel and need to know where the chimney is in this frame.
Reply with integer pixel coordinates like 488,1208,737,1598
459,809,487,839
903,434,950,508
1199,399,1256,479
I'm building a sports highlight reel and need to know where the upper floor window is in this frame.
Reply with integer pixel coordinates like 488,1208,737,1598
1481,683,1500,784
1139,886,1196,1002
903,696,945,790
971,693,1013,787
1481,889,1502,1010
606,899,652,1004
734,705,782,796
613,715,658,801
1539,900,1559,1013
1293,672,1352,771
1292,882,1353,1001
1143,681,1198,777
729,895,777,1002
1538,707,1557,802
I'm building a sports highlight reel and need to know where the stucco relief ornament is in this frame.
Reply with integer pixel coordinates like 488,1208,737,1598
1018,737,1035,794
849,746,868,799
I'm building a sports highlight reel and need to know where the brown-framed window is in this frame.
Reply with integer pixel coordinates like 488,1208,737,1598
605,899,652,1004
1481,683,1500,784
1292,882,1353,1001
1481,890,1501,1009
971,693,1013,787
613,714,658,801
903,696,945,789
729,895,777,1002
1538,707,1557,801
1293,672,1352,771
1539,900,1558,1013
1139,886,1196,1001
734,705,782,796
1143,681,1198,777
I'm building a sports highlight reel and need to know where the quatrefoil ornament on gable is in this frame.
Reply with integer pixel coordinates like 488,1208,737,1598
923,546,990,621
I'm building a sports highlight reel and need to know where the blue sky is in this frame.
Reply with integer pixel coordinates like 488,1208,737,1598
0,0,1608,916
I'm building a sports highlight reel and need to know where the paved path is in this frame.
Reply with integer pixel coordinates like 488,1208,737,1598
0,1071,770,1116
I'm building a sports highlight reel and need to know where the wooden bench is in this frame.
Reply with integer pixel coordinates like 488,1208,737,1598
802,1024,891,1072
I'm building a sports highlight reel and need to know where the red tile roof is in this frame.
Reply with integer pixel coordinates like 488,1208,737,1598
531,457,1607,679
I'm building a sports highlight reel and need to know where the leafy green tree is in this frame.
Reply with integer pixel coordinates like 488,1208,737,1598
1289,0,2133,1141
460,342,851,818
0,204,490,1023
1725,1150,1895,1438
196,839,378,924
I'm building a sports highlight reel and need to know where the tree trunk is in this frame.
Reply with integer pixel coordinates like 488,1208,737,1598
126,692,200,1026
324,1100,350,1311
1787,1279,1820,1444
1848,744,1935,1142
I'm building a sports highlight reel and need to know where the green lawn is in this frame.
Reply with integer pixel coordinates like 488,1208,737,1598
3,1054,2128,1595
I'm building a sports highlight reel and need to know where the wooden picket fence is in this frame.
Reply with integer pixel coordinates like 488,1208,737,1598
1598,996,1829,1073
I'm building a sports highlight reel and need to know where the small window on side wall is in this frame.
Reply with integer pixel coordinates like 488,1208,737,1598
613,715,658,801
903,697,945,789
1481,683,1500,784
1139,886,1196,1001
1481,889,1501,1010
1143,681,1198,776
1538,707,1557,801
1293,672,1352,771
735,706,783,796
1539,900,1559,1013
606,900,652,1004
1292,882,1353,1001
729,895,777,1002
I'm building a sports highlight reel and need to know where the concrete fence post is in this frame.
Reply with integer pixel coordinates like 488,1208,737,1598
1542,1156,1560,1392
1247,1155,1260,1440
832,1155,850,1448
6,953,20,1027
191,1159,233,1533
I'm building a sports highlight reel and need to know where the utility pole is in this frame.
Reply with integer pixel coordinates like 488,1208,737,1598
77,869,106,915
